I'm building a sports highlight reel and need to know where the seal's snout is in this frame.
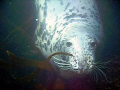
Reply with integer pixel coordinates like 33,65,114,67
77,61,90,75
70,54,94,75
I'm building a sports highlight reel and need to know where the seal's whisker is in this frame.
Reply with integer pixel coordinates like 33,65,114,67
91,70,95,81
60,67,71,70
93,66,104,82
93,60,110,70
55,62,70,66
94,60,103,64
58,64,71,67
95,66,108,82
93,72,96,82
53,56,69,63
53,61,70,66
58,65,71,70
97,65,109,69
53,59,70,64
94,66,104,81
94,62,105,66
59,65,71,68
93,69,98,82
94,60,111,66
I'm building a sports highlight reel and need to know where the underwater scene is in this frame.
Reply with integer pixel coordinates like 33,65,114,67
0,0,120,90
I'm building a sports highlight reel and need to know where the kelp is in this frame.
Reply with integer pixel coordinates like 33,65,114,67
7,51,73,72
0,51,73,83
0,58,23,69
16,68,42,83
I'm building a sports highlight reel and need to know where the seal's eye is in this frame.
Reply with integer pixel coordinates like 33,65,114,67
91,42,97,47
66,42,72,47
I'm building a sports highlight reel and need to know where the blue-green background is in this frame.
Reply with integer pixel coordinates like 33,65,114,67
0,0,120,89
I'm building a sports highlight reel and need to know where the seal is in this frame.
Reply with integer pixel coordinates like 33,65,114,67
35,0,103,76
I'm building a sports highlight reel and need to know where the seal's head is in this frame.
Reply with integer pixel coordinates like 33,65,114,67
52,23,103,76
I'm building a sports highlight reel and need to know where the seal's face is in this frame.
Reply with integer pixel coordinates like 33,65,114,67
53,31,100,76
52,23,101,76
66,35,97,75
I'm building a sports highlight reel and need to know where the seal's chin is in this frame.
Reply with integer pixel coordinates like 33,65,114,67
70,66,93,76
72,65,93,76
69,56,94,75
